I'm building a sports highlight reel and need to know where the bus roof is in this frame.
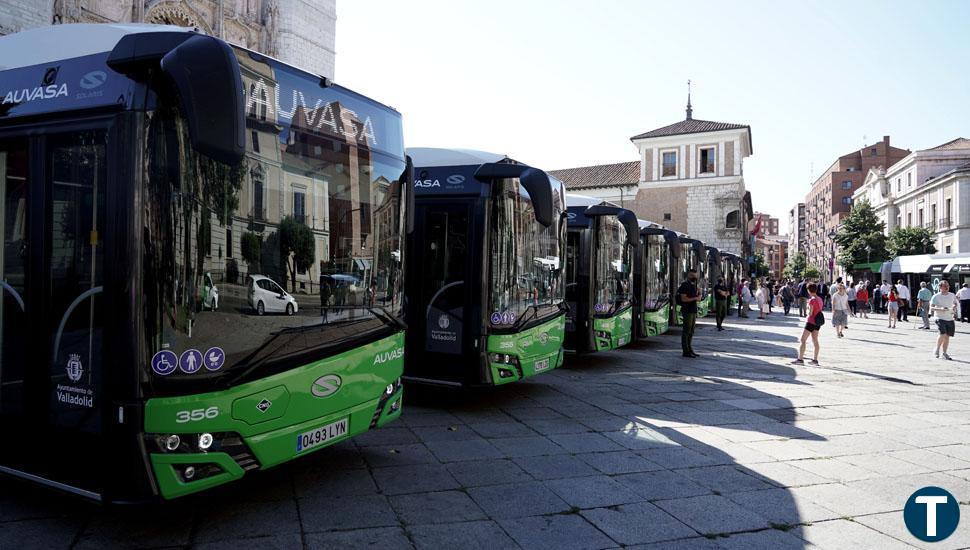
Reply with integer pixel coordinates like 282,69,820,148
0,23,191,71
407,148,509,168
566,194,610,209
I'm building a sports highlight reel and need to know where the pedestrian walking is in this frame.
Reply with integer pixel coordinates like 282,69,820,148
957,283,970,323
832,283,849,338
846,283,857,317
793,283,823,365
896,279,911,322
797,279,808,317
917,281,933,330
873,284,883,314
856,282,870,319
781,282,794,316
740,280,752,318
931,280,957,360
756,281,768,320
319,269,332,323
819,281,830,310
714,276,730,331
880,281,891,313
736,278,746,317
886,286,899,328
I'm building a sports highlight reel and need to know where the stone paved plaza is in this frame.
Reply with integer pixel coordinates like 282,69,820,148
4,310,970,549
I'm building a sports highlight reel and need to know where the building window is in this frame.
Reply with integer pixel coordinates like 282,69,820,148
896,179,901,193
841,180,852,189
293,191,306,224
932,204,938,226
663,212,672,221
725,210,740,228
907,172,912,187
662,151,677,177
946,245,952,253
699,147,715,174
870,148,877,156
226,227,233,258
918,209,924,227
253,178,264,220
907,213,912,227
251,130,260,153
946,198,952,221
842,197,853,205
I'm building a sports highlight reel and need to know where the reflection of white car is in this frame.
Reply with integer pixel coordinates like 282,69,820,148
247,275,298,316
202,272,219,311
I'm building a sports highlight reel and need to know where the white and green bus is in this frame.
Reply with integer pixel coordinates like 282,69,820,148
0,24,408,502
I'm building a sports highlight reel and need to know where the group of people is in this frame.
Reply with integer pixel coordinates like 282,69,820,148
677,269,966,365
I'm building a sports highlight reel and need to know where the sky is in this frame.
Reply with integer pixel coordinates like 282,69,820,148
334,0,970,234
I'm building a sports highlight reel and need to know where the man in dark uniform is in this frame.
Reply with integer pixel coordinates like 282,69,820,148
714,277,730,331
678,269,701,358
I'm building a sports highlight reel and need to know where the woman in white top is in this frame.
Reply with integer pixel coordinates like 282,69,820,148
756,282,768,319
831,283,850,338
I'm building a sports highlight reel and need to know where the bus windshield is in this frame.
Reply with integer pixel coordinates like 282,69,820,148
643,236,669,310
141,52,405,385
593,217,632,316
488,178,565,328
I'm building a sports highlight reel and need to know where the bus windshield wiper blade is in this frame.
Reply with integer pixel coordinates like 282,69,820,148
367,306,407,330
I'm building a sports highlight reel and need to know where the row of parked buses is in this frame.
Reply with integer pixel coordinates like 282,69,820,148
0,24,743,503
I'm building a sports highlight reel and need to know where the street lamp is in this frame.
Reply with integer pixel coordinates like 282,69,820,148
828,228,837,281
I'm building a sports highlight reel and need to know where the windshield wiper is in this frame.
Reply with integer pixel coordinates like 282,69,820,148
368,305,407,330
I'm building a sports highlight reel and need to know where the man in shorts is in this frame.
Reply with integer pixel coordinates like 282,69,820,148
931,280,957,360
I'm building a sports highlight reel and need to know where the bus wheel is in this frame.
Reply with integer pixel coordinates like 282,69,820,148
257,301,265,315
286,303,294,316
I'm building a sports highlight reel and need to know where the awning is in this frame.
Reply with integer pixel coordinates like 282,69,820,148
354,258,372,271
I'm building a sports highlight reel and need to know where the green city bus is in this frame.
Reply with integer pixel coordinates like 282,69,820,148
0,24,407,502
564,195,638,353
636,222,679,338
404,149,566,386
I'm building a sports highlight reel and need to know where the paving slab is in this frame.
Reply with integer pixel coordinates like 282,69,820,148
580,501,697,545
498,514,616,550
654,494,772,535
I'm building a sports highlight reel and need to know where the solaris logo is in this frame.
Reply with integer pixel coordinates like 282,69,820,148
904,486,959,542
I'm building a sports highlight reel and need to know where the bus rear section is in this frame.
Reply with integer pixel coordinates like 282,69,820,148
675,236,710,322
564,195,637,352
0,24,407,502
405,148,566,387
636,225,678,338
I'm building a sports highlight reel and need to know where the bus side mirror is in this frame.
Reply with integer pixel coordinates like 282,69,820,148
108,33,246,165
403,156,415,234
160,36,245,165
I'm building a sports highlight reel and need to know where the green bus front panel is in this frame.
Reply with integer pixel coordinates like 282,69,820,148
697,296,711,317
144,332,405,499
593,309,633,351
486,314,565,385
642,304,670,337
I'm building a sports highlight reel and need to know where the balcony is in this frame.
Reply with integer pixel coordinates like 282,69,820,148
940,217,952,229
250,207,267,222
923,219,936,231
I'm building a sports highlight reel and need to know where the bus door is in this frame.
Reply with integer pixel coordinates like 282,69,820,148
409,200,474,382
0,130,108,498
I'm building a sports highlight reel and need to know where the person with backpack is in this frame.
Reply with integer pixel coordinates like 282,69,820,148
677,268,702,358
793,283,823,365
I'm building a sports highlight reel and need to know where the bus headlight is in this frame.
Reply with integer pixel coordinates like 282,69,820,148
197,433,214,451
158,434,181,452
489,353,519,366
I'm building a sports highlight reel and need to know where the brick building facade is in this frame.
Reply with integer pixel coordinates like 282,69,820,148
803,136,910,279
0,0,336,79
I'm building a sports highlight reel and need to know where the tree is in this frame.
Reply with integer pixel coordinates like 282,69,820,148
241,231,262,274
834,199,888,269
752,253,770,278
783,252,808,280
887,226,937,257
803,264,822,280
279,216,315,292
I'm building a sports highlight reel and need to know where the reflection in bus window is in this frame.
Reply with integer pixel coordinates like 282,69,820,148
488,179,564,327
644,237,669,310
593,217,632,315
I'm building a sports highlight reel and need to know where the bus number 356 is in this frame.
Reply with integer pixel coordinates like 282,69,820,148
175,406,220,423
